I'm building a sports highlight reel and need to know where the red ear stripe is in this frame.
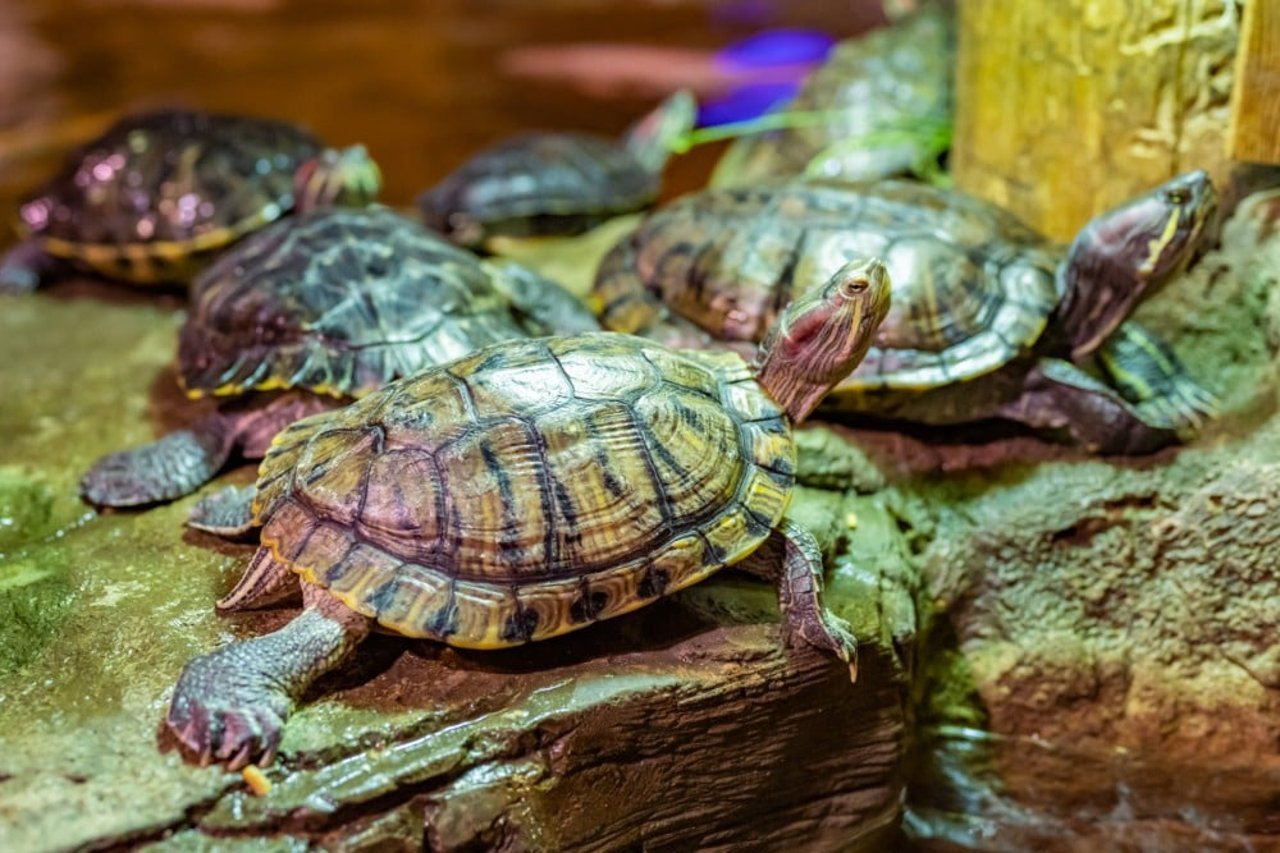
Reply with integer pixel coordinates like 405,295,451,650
781,303,828,350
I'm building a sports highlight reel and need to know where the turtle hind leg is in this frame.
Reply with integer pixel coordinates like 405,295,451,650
736,519,859,682
0,240,67,294
81,412,237,507
1096,321,1220,432
188,484,258,538
166,585,373,769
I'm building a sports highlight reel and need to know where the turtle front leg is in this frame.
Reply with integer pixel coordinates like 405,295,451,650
81,391,329,508
736,519,859,682
167,584,373,769
0,240,67,294
1001,355,1200,455
81,411,238,507
1095,321,1220,433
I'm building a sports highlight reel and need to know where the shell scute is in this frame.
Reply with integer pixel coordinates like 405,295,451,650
536,400,667,572
357,448,442,546
436,417,551,578
631,388,744,522
555,346,659,402
369,564,457,639
293,426,382,526
459,344,575,418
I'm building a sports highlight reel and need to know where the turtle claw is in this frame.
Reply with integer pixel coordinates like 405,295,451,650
215,708,285,770
167,646,293,770
789,609,860,684
168,688,289,770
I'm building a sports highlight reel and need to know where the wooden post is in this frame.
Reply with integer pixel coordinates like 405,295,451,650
953,0,1240,241
1229,0,1280,164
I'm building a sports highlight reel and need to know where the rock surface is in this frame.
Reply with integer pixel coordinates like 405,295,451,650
895,190,1280,849
0,262,918,850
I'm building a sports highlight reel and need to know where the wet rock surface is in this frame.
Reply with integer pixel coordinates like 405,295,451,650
3,194,1279,850
0,265,918,849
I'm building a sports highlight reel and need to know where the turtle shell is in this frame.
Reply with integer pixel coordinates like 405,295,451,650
418,133,658,247
594,179,1061,393
712,5,953,187
178,206,530,398
16,110,325,283
250,332,794,649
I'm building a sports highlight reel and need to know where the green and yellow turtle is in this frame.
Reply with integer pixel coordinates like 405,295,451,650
165,258,892,769
80,206,597,508
594,173,1219,454
417,91,695,249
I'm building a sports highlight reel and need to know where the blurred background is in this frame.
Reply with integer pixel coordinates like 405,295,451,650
0,0,895,219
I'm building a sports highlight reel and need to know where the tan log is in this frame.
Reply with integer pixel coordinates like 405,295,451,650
953,0,1240,241
1229,0,1280,163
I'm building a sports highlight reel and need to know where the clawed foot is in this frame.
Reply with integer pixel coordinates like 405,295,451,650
188,484,257,536
167,656,291,770
82,428,230,507
786,609,860,683
81,448,168,507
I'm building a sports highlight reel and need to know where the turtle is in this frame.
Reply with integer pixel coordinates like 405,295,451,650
80,205,599,508
710,4,953,188
417,90,696,249
593,172,1220,454
163,257,893,769
0,108,381,293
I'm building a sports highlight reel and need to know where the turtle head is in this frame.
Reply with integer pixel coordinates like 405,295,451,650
1057,170,1216,360
753,258,892,424
294,145,382,213
621,89,698,174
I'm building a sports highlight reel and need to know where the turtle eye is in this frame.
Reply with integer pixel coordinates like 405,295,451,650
839,278,869,297
1166,187,1190,205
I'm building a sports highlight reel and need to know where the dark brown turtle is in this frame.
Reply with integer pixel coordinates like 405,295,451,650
0,109,380,292
80,206,598,508
417,91,695,249
164,258,892,769
593,173,1219,454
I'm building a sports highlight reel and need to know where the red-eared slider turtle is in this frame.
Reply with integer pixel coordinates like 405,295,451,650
164,259,892,768
711,5,953,187
417,91,696,249
80,206,598,508
594,173,1218,454
0,109,381,292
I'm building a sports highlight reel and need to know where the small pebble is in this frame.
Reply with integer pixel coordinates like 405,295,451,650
242,764,272,796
